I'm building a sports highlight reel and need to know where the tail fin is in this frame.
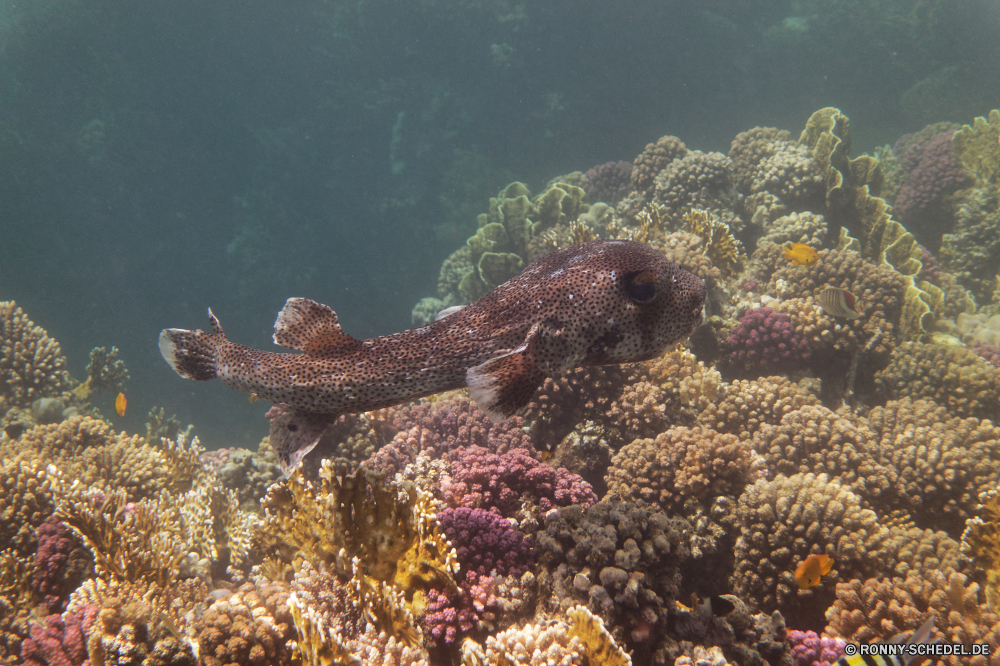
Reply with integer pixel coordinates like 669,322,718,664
159,308,224,381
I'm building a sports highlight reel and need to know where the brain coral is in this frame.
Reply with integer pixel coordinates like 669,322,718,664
875,342,1000,421
0,301,72,412
732,473,892,628
606,427,752,513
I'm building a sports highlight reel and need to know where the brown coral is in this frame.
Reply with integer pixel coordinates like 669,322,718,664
875,342,1000,421
732,473,892,628
632,135,688,194
696,376,819,440
0,301,72,412
750,406,894,507
606,427,752,513
866,398,1000,535
0,460,56,556
729,127,794,193
196,579,295,666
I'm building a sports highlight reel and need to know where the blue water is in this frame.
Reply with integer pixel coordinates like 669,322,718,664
1,0,997,448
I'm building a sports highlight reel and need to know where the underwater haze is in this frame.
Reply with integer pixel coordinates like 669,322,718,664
7,2,1000,666
2,0,996,446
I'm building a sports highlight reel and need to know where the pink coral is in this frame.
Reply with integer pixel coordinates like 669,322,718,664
728,307,811,368
20,608,98,666
581,160,634,205
786,629,846,666
437,507,536,578
894,129,969,227
32,517,81,613
443,445,597,519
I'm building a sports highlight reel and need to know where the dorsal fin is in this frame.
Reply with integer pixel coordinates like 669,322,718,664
272,297,361,355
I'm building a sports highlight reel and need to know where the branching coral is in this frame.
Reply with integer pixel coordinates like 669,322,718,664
696,376,819,440
606,427,752,513
537,498,689,650
0,460,57,556
632,135,688,195
732,473,892,629
0,302,72,411
256,462,459,596
875,342,1000,421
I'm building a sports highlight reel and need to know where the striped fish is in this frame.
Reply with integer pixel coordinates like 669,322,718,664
834,616,936,666
819,287,861,320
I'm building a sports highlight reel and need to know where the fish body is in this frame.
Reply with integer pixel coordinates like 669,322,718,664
819,286,861,320
159,240,706,474
795,553,833,589
784,243,819,266
115,392,127,417
834,616,937,666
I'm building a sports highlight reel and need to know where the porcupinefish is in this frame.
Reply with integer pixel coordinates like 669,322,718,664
159,240,706,475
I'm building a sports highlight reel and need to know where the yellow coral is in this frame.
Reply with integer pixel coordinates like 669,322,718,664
566,606,632,666
962,488,1000,612
682,208,747,279
953,109,1000,187
257,462,458,595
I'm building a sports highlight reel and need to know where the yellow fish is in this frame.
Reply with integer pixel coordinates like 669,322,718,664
795,553,833,589
115,392,127,417
784,243,819,266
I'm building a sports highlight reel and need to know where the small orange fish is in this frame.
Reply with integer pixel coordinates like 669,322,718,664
784,243,819,267
795,553,833,589
115,392,127,417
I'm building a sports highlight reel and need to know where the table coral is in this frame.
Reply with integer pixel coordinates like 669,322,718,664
606,427,752,513
696,376,819,440
0,302,72,412
632,135,688,195
727,307,811,369
875,342,1000,421
732,473,892,629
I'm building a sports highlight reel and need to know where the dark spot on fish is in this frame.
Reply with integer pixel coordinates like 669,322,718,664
3,422,27,440
287,424,298,432
586,326,624,363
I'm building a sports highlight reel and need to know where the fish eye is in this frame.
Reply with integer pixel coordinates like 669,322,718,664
625,271,658,304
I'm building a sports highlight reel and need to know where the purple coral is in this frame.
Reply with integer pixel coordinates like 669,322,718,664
974,344,1000,368
21,608,98,666
728,307,810,367
32,517,81,613
786,629,846,666
443,445,598,518
423,576,491,644
581,160,634,205
893,130,969,226
437,507,536,578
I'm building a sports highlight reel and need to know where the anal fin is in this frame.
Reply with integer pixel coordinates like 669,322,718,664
466,324,546,423
270,410,338,477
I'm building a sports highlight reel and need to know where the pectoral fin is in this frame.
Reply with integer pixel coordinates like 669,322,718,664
270,410,338,477
467,324,547,423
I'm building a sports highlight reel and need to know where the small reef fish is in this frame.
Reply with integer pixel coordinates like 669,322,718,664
818,286,861,320
833,616,937,666
159,240,707,476
784,243,819,266
795,553,833,589
114,392,127,417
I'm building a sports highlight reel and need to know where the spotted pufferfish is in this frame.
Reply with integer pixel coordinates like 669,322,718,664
159,240,706,475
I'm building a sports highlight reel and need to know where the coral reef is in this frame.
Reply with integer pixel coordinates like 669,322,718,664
582,160,634,205
727,307,811,370
0,302,72,414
